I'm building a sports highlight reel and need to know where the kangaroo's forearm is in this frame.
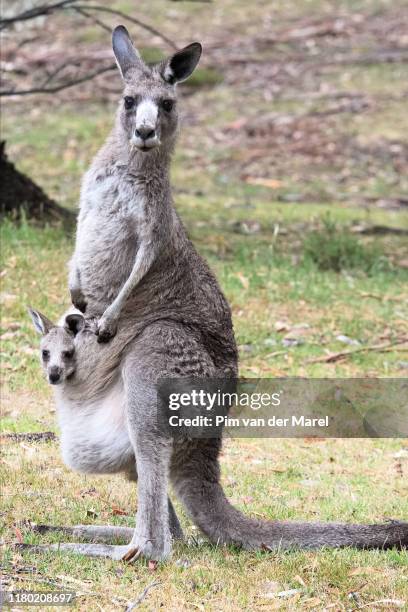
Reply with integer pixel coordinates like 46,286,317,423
103,241,156,320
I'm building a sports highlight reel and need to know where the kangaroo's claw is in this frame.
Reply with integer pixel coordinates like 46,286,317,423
96,315,117,343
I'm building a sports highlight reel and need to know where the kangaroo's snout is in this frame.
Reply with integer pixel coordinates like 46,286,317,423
135,126,156,141
131,99,160,151
49,366,62,385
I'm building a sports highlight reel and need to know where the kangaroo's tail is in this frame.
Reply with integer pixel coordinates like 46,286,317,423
171,440,407,550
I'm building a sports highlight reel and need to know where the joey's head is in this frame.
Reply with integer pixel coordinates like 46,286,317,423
112,25,202,153
28,309,85,385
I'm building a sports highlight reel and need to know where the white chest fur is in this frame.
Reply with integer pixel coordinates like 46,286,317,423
55,381,134,475
74,170,147,306
81,169,146,219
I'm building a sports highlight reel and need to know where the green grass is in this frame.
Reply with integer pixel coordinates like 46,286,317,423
302,215,392,273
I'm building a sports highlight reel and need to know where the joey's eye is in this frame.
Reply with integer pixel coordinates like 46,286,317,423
63,350,74,360
124,96,135,110
161,99,174,112
42,350,50,360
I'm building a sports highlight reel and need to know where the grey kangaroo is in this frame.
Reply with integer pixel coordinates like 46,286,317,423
26,26,407,561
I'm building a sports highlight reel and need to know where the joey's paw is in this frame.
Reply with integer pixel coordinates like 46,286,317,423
70,288,87,313
96,315,118,343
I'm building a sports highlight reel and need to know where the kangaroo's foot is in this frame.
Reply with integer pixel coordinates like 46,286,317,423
28,522,183,544
21,523,174,562
16,542,134,561
16,540,169,563
28,524,134,543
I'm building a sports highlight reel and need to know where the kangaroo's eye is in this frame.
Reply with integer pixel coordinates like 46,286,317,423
42,350,50,360
63,350,74,360
124,96,135,110
161,99,174,112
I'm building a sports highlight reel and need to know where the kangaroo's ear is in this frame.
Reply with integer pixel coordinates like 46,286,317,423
28,308,54,335
161,42,202,84
112,25,144,79
64,314,85,336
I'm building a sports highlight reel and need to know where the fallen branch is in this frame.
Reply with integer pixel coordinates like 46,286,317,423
1,432,57,443
125,581,160,611
307,338,408,364
351,224,408,236
358,291,407,303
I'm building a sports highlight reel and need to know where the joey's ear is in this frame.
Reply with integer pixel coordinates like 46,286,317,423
64,314,85,336
161,42,202,84
28,308,54,336
112,25,144,79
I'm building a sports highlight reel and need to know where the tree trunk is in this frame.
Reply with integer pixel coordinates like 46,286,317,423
0,141,75,227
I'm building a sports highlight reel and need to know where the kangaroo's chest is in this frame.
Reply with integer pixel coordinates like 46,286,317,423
76,174,146,307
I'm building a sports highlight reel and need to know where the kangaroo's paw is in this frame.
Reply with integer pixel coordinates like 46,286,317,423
28,524,134,544
96,315,118,343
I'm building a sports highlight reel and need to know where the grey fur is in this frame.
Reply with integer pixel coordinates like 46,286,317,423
27,26,407,561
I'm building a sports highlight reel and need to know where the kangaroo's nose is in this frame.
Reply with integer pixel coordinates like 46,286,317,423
135,127,156,141
49,367,62,384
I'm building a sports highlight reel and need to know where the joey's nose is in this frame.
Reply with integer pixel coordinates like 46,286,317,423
49,367,62,384
135,127,156,141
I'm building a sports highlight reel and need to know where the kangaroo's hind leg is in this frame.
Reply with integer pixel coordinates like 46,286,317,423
25,496,184,545
117,321,216,562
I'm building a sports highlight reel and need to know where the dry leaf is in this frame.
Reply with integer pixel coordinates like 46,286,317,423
303,597,322,608
1,332,21,340
245,177,283,189
348,567,380,576
275,321,290,332
111,505,128,516
236,272,249,289
14,526,23,543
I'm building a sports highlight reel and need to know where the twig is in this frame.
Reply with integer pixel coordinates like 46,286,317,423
0,0,77,30
1,431,57,443
0,1,176,49
264,350,287,359
352,224,408,236
73,4,177,49
41,60,81,87
72,6,112,34
358,291,406,303
0,64,116,96
307,338,408,364
125,580,160,611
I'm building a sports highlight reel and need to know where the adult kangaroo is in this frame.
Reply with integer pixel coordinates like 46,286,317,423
27,26,407,562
